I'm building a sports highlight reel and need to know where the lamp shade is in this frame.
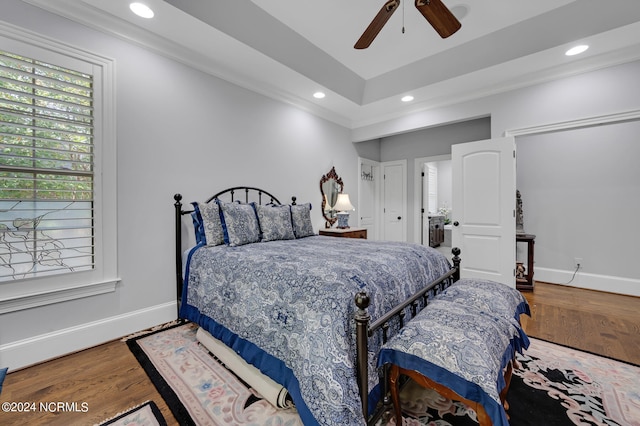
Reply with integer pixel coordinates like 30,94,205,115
333,193,354,211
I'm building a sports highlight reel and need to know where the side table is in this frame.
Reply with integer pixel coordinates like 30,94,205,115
319,227,367,239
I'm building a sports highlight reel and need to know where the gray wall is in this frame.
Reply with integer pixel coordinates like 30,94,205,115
354,138,381,162
355,60,640,295
3,0,639,369
0,0,358,369
491,60,640,295
516,120,640,282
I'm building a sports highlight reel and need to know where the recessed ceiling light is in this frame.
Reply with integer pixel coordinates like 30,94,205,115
130,2,154,19
313,91,326,99
565,45,589,56
401,95,414,102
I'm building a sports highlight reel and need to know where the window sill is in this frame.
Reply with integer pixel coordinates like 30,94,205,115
0,279,120,314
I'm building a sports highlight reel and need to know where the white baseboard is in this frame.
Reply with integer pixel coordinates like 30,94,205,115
535,267,640,297
0,301,177,371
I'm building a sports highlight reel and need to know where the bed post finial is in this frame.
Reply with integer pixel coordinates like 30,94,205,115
355,291,370,311
354,291,371,419
451,247,461,282
291,196,297,205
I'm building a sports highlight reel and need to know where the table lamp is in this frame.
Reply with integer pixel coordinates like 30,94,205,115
334,193,355,229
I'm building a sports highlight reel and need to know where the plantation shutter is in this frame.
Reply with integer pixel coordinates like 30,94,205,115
0,49,94,281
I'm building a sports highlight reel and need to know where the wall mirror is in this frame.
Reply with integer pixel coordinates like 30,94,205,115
320,166,344,228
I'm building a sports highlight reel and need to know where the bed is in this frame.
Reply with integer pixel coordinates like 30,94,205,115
173,187,461,425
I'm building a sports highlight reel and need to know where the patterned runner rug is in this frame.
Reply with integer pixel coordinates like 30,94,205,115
127,322,640,425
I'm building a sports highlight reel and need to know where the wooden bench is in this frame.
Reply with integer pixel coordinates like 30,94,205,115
378,279,530,426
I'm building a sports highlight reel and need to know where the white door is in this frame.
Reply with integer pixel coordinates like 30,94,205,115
358,158,379,239
382,160,406,241
452,137,516,286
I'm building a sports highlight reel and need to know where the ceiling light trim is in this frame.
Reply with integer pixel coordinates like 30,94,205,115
565,45,589,56
129,2,154,19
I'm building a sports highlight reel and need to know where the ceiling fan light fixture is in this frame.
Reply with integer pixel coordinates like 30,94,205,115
401,95,414,102
130,2,154,19
449,4,469,21
565,45,589,56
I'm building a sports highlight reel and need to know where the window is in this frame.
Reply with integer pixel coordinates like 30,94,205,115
1,50,94,281
0,24,117,313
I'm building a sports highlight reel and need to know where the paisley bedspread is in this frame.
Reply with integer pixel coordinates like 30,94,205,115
180,235,452,426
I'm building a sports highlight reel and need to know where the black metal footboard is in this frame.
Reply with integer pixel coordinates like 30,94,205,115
355,247,461,423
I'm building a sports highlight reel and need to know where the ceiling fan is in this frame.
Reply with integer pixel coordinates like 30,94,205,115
354,0,461,49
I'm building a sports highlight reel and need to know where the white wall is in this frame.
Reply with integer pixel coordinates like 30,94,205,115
0,1,357,370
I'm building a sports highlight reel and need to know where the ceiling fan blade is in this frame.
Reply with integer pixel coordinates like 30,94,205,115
354,0,401,49
415,0,461,38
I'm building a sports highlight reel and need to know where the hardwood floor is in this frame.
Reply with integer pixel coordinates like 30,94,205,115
1,282,638,426
519,282,640,366
1,337,180,426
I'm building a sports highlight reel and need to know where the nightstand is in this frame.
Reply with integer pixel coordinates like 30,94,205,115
319,227,367,239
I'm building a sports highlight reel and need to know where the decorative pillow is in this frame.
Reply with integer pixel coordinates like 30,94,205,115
290,203,315,238
219,201,261,246
256,204,295,242
190,201,224,246
197,201,225,246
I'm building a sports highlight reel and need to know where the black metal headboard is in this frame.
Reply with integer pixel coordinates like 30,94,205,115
173,187,295,315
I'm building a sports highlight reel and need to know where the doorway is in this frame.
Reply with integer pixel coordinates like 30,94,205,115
413,155,452,255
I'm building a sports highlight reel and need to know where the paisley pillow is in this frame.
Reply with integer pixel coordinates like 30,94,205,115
256,204,295,242
290,203,314,238
192,201,225,246
219,201,261,246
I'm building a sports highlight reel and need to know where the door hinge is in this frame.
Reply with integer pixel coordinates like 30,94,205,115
513,150,516,158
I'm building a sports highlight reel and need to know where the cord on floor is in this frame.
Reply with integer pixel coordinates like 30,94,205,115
563,264,580,284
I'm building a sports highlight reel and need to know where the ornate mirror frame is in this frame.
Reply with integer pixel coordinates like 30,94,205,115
320,166,344,228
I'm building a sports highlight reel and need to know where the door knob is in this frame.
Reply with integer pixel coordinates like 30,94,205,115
453,221,459,226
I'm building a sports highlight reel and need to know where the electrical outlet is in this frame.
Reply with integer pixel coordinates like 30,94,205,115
574,257,583,269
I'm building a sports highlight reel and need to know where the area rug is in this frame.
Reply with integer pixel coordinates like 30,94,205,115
127,322,640,426
126,321,302,425
390,338,640,426
96,400,166,426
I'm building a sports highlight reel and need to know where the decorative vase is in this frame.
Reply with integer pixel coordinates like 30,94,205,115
516,262,526,279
